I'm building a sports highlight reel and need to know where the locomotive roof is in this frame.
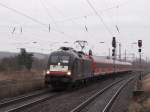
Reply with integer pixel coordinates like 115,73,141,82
50,47,91,60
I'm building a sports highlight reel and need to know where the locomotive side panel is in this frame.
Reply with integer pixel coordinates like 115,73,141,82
72,58,93,80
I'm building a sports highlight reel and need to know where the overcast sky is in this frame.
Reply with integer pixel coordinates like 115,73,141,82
0,0,149,60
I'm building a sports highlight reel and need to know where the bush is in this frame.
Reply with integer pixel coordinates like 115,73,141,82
0,57,20,71
0,49,48,72
17,48,33,71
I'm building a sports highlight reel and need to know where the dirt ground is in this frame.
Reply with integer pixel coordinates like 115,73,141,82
128,73,150,112
0,70,45,100
143,74,150,92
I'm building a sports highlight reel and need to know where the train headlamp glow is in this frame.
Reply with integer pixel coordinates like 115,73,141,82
67,71,71,76
46,70,50,74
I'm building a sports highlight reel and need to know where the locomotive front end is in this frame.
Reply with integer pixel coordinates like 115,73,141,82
45,51,74,88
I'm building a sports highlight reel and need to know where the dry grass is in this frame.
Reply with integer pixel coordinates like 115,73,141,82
142,98,150,111
0,70,46,100
128,101,142,112
0,70,45,81
143,75,150,93
128,96,150,112
128,73,150,112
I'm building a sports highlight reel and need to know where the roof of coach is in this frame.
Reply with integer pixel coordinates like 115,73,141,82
92,56,132,66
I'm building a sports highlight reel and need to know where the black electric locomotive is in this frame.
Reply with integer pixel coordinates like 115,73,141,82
45,47,93,88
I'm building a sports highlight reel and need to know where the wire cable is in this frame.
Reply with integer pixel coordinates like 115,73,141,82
39,0,63,33
85,0,113,36
0,2,74,39
42,0,89,39
0,2,47,26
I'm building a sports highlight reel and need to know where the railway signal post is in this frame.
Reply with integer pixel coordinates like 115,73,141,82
112,37,116,73
138,40,142,80
133,40,143,97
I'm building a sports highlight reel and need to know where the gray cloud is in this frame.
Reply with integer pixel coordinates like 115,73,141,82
0,0,149,59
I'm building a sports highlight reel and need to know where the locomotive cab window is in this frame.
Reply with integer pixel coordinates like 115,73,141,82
50,55,70,64
59,56,70,64
50,56,59,63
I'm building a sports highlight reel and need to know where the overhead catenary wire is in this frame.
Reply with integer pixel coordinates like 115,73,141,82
40,0,121,36
85,0,113,36
55,5,121,23
0,3,46,27
103,0,116,32
0,2,75,39
46,0,91,32
0,1,121,36
42,0,90,37
0,1,123,27
0,0,126,42
43,0,88,26
39,0,96,40
39,0,63,33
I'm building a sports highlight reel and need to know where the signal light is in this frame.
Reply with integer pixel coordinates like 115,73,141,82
112,49,115,56
112,37,116,48
138,40,142,48
138,49,141,52
112,52,115,56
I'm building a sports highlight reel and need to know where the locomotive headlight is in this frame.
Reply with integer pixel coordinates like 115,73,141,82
67,71,71,76
46,70,50,74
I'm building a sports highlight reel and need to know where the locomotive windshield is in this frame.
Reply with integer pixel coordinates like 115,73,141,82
51,56,59,63
50,55,70,64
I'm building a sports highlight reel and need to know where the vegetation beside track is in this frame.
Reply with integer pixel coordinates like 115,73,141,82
0,49,48,99
128,73,150,112
0,70,45,100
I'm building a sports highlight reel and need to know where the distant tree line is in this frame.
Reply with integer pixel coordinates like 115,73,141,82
0,48,48,72
132,58,150,70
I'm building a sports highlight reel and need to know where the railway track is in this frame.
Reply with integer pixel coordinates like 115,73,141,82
0,89,60,112
70,76,135,112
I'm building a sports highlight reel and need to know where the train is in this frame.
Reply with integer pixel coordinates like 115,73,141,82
45,47,132,89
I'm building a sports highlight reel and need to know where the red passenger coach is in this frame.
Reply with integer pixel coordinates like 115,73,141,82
91,56,132,75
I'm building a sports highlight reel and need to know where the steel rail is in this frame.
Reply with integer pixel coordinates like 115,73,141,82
6,93,59,112
0,89,49,108
102,76,134,112
70,78,124,112
0,90,62,112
